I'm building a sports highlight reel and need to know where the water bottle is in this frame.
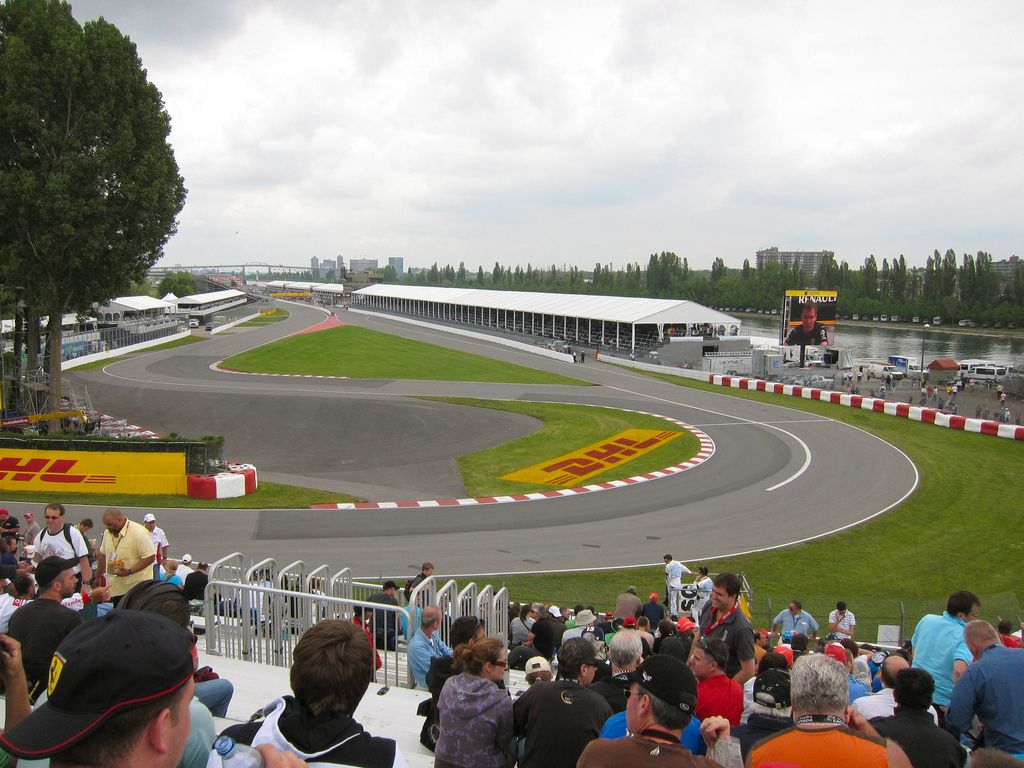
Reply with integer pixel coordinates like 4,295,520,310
213,735,265,767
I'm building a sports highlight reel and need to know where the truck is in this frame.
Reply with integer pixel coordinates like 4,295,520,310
887,356,923,380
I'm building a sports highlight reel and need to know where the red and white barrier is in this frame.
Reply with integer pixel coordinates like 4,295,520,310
709,375,1024,441
187,463,259,499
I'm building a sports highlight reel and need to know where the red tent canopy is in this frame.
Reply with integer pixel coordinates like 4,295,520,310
927,358,959,371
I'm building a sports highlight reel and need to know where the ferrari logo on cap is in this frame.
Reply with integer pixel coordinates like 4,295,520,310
48,652,66,696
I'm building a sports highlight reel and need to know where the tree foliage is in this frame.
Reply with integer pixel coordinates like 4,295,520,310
0,0,186,413
156,271,196,298
395,248,1023,325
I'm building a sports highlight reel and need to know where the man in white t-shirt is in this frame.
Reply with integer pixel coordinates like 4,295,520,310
142,513,169,579
33,503,91,588
662,554,691,619
828,601,856,640
175,553,195,581
0,573,35,632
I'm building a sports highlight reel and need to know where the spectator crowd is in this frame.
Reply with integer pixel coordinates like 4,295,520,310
0,507,1021,767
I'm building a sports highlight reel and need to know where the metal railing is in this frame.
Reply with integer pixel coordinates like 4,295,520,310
195,556,510,688
202,580,411,687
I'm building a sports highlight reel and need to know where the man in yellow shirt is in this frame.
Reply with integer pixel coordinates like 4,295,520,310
96,508,155,604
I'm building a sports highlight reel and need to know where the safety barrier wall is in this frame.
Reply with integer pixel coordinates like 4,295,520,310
0,446,187,494
710,374,1024,441
61,330,192,369
348,307,575,363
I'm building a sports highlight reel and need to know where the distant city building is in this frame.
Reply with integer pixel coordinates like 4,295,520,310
407,266,425,276
755,246,834,274
337,256,346,272
388,257,405,275
310,256,320,276
992,255,1020,278
321,258,337,274
350,258,379,272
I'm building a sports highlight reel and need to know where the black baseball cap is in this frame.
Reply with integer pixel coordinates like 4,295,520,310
0,610,194,759
34,556,78,591
753,668,792,709
628,654,697,714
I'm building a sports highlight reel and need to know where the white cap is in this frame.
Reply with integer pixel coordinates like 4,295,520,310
142,513,156,523
181,554,192,564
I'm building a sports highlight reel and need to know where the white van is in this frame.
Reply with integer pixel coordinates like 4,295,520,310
960,361,1012,383
868,363,904,380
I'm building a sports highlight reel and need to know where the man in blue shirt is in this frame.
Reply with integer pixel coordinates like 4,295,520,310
947,620,1024,756
408,605,452,688
771,600,819,641
910,590,979,709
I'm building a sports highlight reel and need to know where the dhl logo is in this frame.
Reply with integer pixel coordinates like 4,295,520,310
0,457,115,484
501,428,682,487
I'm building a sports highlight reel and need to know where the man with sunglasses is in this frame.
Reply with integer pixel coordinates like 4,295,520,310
579,655,720,767
32,503,91,590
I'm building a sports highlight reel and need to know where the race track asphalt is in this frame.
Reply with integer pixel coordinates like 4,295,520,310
37,302,918,578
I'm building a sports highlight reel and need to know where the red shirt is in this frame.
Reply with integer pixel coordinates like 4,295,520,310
1000,633,1023,649
696,673,743,725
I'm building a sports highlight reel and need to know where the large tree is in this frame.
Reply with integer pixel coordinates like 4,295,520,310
0,0,186,419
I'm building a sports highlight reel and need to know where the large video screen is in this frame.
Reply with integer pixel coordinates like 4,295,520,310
780,290,838,346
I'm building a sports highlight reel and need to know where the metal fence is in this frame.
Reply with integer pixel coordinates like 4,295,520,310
200,558,509,689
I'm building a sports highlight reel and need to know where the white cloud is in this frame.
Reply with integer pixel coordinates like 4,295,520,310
69,0,1024,271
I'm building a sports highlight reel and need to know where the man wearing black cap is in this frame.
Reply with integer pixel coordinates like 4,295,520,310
8,556,81,702
729,667,794,760
579,654,720,766
0,610,195,768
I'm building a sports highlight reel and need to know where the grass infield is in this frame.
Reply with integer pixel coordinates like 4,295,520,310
220,325,587,384
427,398,702,496
468,375,1023,641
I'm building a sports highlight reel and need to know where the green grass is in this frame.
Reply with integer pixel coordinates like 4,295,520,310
428,398,701,495
221,325,588,384
0,480,360,509
70,335,206,371
467,375,1023,641
237,309,290,326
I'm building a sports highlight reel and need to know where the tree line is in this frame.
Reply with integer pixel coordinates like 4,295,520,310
396,250,1024,325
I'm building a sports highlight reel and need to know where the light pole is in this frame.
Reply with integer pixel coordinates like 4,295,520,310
920,323,930,382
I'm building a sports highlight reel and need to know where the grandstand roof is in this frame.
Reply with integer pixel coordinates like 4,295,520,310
354,284,739,326
106,295,175,312
176,288,245,304
313,283,345,293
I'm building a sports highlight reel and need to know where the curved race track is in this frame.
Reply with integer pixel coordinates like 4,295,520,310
56,303,917,576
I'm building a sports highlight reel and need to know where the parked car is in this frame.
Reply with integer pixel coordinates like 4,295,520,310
933,316,943,325
188,318,199,328
912,316,920,323
852,314,860,320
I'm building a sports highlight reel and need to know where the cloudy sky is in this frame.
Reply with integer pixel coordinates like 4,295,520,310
71,1,1024,272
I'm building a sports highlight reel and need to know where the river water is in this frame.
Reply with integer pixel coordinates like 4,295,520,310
738,315,1023,365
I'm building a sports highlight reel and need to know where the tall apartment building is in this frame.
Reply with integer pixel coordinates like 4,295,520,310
992,255,1020,278
755,247,834,273
321,258,337,274
310,256,320,276
388,257,405,275
349,258,379,272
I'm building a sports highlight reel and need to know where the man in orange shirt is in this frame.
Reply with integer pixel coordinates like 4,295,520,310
701,654,912,767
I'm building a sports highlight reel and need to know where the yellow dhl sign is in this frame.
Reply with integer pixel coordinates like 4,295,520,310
501,428,682,486
0,449,187,495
